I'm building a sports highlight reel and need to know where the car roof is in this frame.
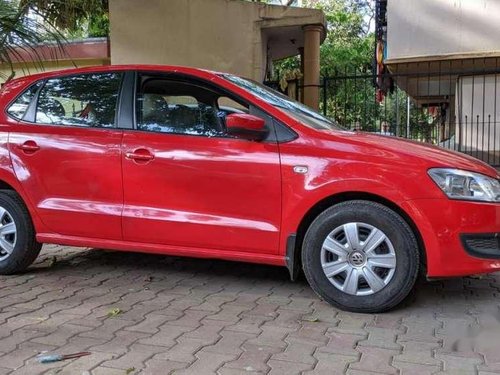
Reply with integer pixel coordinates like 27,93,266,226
6,65,225,86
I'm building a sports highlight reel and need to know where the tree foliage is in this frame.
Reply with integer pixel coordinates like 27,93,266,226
272,0,377,127
20,0,109,37
273,0,374,77
1,0,109,80
0,0,66,80
309,0,373,76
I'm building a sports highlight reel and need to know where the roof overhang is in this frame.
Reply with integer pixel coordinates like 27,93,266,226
6,38,110,64
257,4,327,61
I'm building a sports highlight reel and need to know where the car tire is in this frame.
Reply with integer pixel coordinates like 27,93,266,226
302,200,419,313
0,190,41,275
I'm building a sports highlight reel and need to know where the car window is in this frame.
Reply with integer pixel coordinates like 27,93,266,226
137,75,250,137
35,72,123,128
223,74,343,131
217,96,249,116
6,82,43,120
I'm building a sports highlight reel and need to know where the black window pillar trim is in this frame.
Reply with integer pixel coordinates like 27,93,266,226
22,80,46,123
116,70,136,130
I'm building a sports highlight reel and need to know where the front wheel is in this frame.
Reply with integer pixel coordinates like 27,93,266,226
302,200,419,313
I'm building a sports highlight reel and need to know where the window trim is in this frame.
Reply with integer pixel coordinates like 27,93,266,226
115,71,136,130
130,71,295,143
133,72,230,138
7,71,126,130
23,80,45,122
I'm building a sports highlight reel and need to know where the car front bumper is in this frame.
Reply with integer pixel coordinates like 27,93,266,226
401,198,500,277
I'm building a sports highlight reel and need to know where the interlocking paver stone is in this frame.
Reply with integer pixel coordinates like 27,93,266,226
435,350,484,374
319,330,366,356
305,352,359,374
0,245,499,374
142,359,189,375
201,330,256,355
393,340,441,366
271,340,317,365
349,346,400,374
222,342,282,373
268,359,314,374
357,326,402,350
173,350,238,374
392,360,441,375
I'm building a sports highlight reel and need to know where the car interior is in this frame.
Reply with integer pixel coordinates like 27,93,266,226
136,76,248,136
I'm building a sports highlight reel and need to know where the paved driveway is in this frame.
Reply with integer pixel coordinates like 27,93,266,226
1,245,500,375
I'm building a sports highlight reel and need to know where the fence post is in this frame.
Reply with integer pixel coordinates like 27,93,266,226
406,96,410,138
395,87,400,137
323,77,327,116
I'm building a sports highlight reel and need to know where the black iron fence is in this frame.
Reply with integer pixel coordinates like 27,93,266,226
267,59,500,167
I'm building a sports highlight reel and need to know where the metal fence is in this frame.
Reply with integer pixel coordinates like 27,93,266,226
267,59,500,167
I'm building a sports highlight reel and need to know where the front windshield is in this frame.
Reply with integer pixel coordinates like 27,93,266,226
222,74,342,131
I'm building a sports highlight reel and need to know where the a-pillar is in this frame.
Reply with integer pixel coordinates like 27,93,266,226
303,24,322,110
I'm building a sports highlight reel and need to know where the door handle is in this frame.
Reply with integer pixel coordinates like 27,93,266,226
125,149,155,162
18,141,40,154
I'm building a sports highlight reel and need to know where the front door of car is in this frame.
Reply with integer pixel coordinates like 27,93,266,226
121,73,281,254
7,72,125,240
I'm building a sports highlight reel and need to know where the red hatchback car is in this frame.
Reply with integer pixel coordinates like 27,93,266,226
0,65,499,312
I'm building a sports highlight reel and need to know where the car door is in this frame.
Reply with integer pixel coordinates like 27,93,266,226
121,72,281,254
7,71,125,240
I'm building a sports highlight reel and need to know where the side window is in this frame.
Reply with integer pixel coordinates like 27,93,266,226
35,73,123,128
137,75,241,137
217,97,249,116
7,82,43,120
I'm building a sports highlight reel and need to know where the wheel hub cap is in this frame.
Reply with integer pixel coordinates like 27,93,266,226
320,222,396,296
0,206,17,262
349,251,366,267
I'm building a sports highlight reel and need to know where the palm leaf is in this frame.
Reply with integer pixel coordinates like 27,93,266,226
0,0,68,81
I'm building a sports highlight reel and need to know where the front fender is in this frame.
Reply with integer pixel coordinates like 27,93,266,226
281,177,410,246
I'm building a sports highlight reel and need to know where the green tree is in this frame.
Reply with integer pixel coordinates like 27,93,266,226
279,0,376,126
1,0,109,80
20,0,109,37
307,0,373,76
0,0,66,80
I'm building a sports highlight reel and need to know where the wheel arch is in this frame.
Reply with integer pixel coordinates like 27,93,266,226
0,179,15,191
0,175,45,234
287,191,427,281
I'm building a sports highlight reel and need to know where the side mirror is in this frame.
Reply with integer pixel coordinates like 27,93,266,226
225,113,268,141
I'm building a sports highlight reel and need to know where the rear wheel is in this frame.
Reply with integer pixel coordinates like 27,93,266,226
0,190,41,275
302,200,419,313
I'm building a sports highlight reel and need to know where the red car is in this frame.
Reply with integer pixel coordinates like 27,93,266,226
0,65,499,312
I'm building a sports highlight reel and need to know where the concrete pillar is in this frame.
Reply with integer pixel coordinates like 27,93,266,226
303,25,322,110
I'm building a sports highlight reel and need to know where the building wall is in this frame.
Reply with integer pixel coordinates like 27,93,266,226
109,0,263,80
109,0,325,82
387,0,500,61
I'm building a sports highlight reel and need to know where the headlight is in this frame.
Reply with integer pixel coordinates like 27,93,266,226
428,168,500,202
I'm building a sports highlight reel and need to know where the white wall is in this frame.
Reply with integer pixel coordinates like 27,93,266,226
456,74,500,162
387,0,500,61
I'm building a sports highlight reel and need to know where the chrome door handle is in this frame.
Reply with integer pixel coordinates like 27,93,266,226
125,149,155,162
18,141,40,153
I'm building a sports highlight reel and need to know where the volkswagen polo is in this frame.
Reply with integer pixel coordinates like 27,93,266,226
0,65,499,312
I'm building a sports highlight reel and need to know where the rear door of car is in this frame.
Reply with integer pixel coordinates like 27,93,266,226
7,71,126,240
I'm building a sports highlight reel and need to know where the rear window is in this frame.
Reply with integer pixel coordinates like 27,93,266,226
6,82,42,120
35,72,123,128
